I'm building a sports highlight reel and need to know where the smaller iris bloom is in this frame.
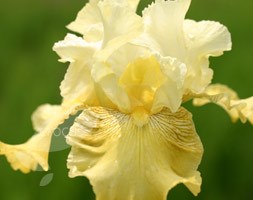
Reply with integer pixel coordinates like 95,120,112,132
1,0,253,199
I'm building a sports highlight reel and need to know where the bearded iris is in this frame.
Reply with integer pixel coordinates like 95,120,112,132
1,0,253,199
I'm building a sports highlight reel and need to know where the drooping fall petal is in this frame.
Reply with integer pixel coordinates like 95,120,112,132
67,106,203,200
0,103,82,173
193,84,253,124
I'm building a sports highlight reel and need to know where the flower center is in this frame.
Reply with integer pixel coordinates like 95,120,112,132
131,107,150,127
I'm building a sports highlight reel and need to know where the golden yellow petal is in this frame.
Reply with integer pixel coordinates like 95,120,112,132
67,106,203,200
119,56,166,111
193,84,253,124
0,103,82,173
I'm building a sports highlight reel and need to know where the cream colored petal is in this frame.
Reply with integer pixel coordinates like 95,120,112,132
106,43,150,76
60,61,98,107
0,132,52,173
95,0,143,61
137,0,190,58
193,84,253,124
92,62,131,112
126,0,140,11
67,1,103,42
184,20,232,57
53,33,100,63
67,106,203,199
0,104,82,173
183,20,231,93
152,56,187,113
31,104,63,132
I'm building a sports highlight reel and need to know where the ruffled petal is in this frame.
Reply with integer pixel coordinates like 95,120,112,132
183,20,232,93
53,33,100,63
67,106,203,200
0,104,82,173
0,132,52,173
118,56,166,111
193,84,253,124
67,1,103,42
136,0,190,58
60,61,98,106
95,0,143,61
152,55,187,113
184,20,232,57
92,62,131,112
31,104,63,132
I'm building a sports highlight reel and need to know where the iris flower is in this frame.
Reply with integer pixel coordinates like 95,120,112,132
1,0,253,199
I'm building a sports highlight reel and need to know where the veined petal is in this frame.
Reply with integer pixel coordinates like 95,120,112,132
138,0,190,58
53,33,100,63
0,104,82,173
67,106,203,200
183,20,231,93
60,61,98,107
67,1,103,42
193,84,253,124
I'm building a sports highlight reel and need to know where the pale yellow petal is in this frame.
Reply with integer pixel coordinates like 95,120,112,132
126,0,140,11
60,61,98,107
193,84,253,124
137,0,190,58
92,62,131,112
53,33,100,63
183,20,231,93
0,132,51,173
152,56,187,113
95,0,143,61
32,104,62,132
67,106,203,199
0,104,82,173
184,20,232,57
67,1,103,42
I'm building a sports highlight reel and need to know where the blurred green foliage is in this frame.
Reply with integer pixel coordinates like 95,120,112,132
0,0,253,199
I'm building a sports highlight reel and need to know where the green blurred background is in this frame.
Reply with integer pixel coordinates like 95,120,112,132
0,0,253,199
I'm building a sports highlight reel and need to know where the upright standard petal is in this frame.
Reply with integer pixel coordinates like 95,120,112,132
0,103,82,173
193,84,253,124
151,55,187,113
95,0,143,61
67,1,103,42
138,0,190,58
60,61,98,107
67,106,203,200
183,20,232,93
53,34,100,63
53,34,99,106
